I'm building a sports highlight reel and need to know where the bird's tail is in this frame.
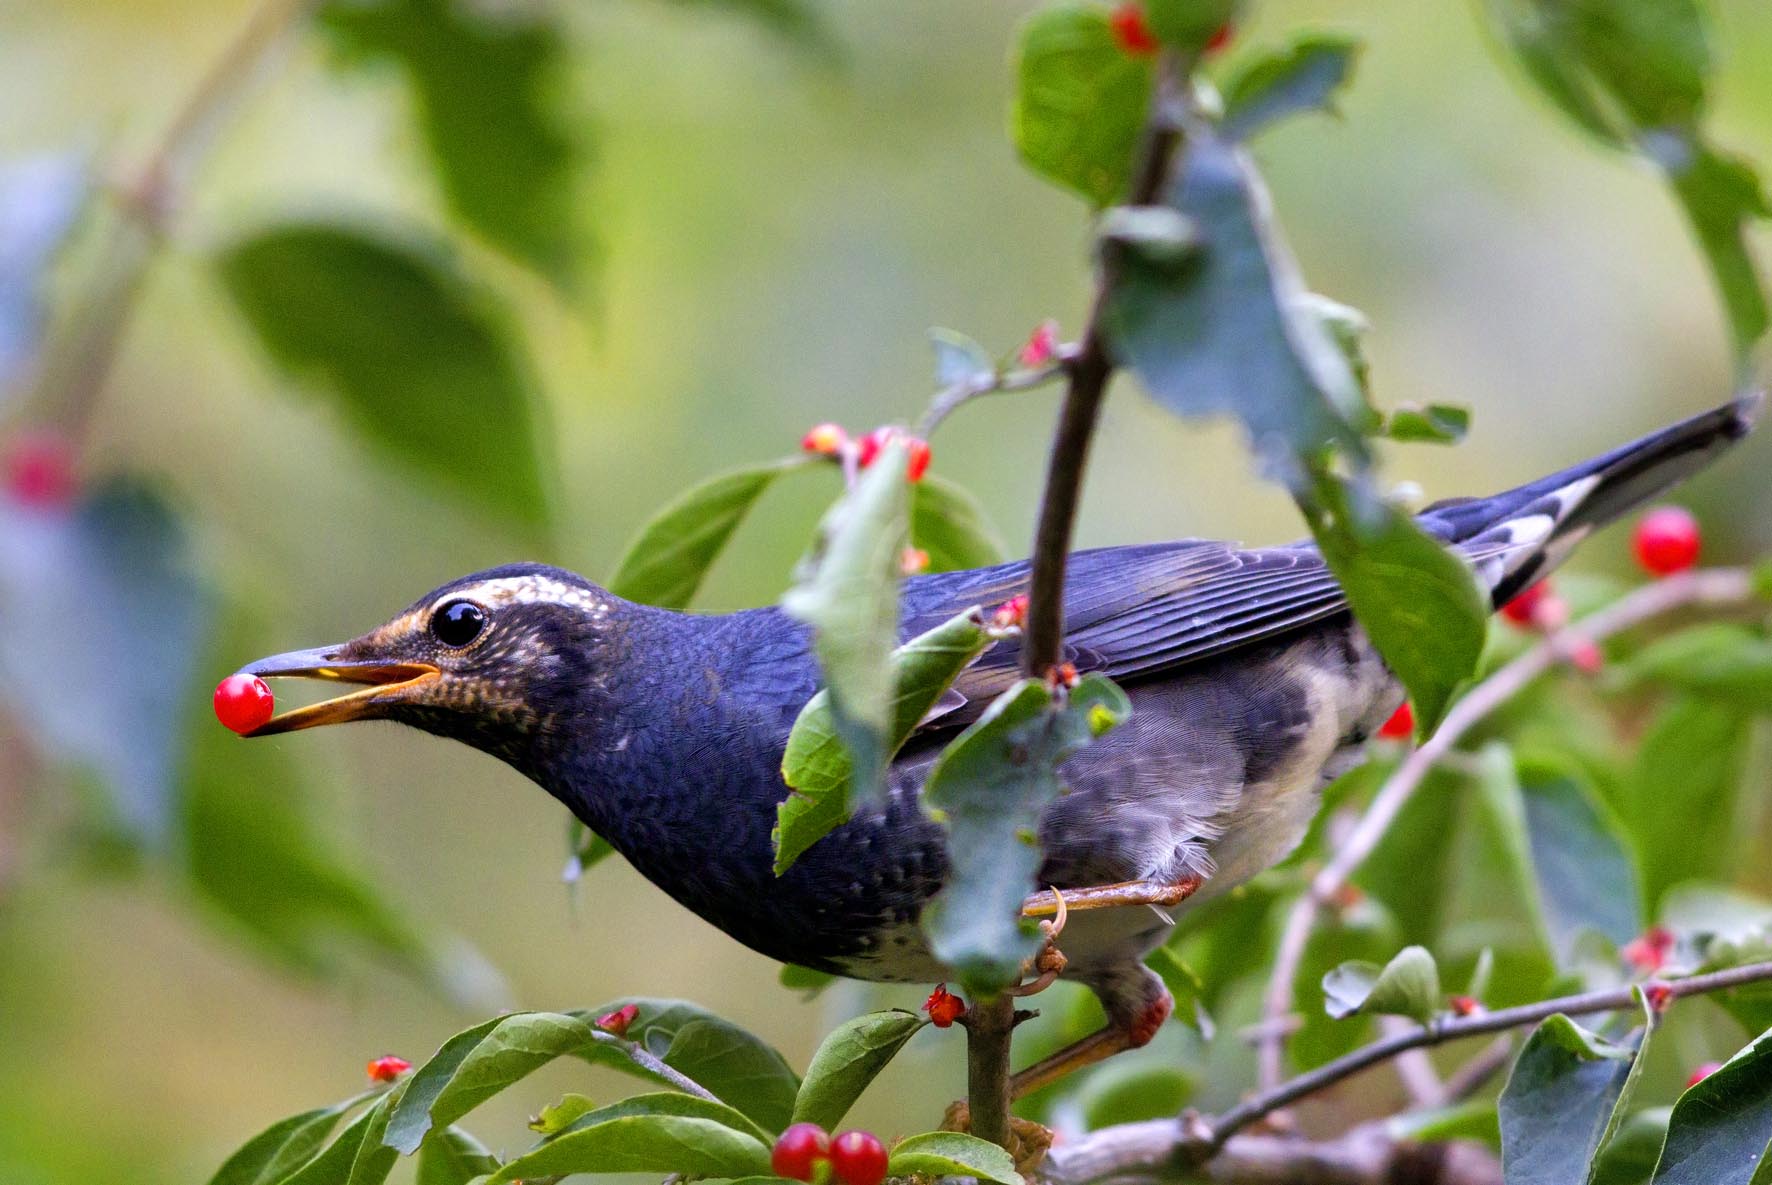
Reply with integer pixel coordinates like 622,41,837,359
1417,393,1762,606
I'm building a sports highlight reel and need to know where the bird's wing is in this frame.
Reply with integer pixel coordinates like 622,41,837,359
898,539,1350,732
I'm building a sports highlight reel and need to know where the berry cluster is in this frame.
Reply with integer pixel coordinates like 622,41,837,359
800,424,932,483
771,1124,888,1185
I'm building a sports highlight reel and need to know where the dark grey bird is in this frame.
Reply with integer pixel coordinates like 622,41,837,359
235,396,1756,1091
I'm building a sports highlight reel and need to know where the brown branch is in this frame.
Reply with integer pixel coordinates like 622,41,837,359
962,993,1018,1148
1255,566,1760,1089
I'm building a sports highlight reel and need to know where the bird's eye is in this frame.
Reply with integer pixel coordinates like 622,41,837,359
431,600,487,648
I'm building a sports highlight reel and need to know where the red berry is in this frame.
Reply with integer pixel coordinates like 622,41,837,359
1108,3,1159,56
900,547,930,576
1378,701,1414,741
1018,320,1059,369
1645,982,1674,1013
904,437,932,482
1204,22,1234,54
1687,1061,1723,1089
595,1003,640,1036
3,431,79,510
1633,506,1701,576
1500,580,1553,627
801,423,847,457
829,1130,889,1185
771,1123,830,1182
857,428,931,482
213,674,275,735
924,983,966,1027
366,1055,411,1082
991,594,1029,630
1449,995,1480,1017
1622,926,1674,974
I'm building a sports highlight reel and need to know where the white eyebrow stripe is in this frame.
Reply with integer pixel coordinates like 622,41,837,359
439,575,610,616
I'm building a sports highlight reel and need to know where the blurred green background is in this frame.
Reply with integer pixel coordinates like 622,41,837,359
2,0,1770,1180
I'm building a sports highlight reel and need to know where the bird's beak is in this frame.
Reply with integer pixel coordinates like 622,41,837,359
236,646,441,737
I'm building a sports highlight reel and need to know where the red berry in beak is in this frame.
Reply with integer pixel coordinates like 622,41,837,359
1378,701,1414,740
924,983,967,1027
1108,3,1159,56
366,1055,411,1082
1633,506,1701,576
829,1130,889,1185
771,1123,831,1182
214,674,275,735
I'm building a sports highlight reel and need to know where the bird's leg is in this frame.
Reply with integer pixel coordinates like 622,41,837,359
1019,874,1202,918
1008,984,1174,1099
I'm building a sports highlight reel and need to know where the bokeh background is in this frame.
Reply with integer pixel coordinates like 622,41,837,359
2,0,1770,1180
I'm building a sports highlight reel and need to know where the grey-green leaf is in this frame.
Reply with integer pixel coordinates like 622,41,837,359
1321,944,1440,1024
1651,1026,1772,1184
1499,1015,1638,1185
489,1114,772,1183
1618,624,1772,714
1012,3,1155,207
886,1132,1022,1185
216,219,550,529
609,461,802,609
1618,697,1751,908
1221,34,1361,140
415,1127,499,1185
1384,403,1471,445
1517,759,1642,957
791,1010,926,1131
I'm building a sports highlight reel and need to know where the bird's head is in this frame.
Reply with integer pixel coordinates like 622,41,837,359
233,563,625,771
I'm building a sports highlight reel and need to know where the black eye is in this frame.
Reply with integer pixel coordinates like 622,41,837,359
431,600,487,647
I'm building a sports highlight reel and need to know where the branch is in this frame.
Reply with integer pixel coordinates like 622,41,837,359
587,1030,720,1103
917,347,1076,438
1256,566,1759,1089
1044,958,1772,1185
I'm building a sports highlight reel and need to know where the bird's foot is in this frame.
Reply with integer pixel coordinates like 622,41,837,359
1020,875,1203,918
939,1102,1055,1175
1006,989,1174,1099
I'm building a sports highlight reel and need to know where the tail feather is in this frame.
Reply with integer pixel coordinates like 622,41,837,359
1418,393,1761,606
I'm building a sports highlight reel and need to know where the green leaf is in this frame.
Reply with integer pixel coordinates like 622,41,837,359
280,1088,404,1185
791,1010,926,1131
0,480,209,849
1297,292,1371,397
1304,476,1488,735
776,608,994,873
1584,994,1660,1185
545,1092,774,1147
1499,1016,1639,1185
489,1114,772,1183
414,1127,498,1185
341,1086,405,1185
216,219,550,528
0,151,90,392
1321,944,1440,1024
1074,1059,1195,1129
1387,1101,1501,1148
1383,403,1471,445
1618,697,1751,907
528,1094,599,1137
387,1012,599,1154
1104,116,1367,480
886,1132,1022,1185
317,0,583,289
1221,34,1361,140
563,816,615,888
1144,944,1209,1033
1618,624,1772,713
1592,1107,1672,1185
609,461,803,609
577,999,800,1132
782,439,912,803
1517,758,1643,957
1651,1027,1772,1183
1292,895,1403,1069
778,964,836,998
929,327,995,387
206,1093,376,1185
920,675,1132,993
912,475,1006,574
1012,3,1154,207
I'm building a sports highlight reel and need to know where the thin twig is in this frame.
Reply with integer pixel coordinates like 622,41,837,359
589,1030,720,1103
918,350,1075,438
1255,566,1759,1090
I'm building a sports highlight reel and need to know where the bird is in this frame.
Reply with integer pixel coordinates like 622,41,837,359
234,396,1756,1094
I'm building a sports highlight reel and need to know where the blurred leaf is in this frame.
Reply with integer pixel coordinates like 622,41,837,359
912,475,1007,574
1515,758,1643,957
1667,143,1770,354
609,460,804,609
781,441,911,805
490,1112,772,1182
0,479,208,847
317,0,583,289
563,816,615,890
778,964,836,997
206,1092,378,1185
929,327,995,387
791,1010,925,1130
0,152,89,393
1387,1101,1501,1148
414,1127,498,1185
1105,119,1366,479
1591,1106,1672,1185
1298,291,1372,397
921,674,1131,993
659,0,839,57
578,998,800,1131
1305,476,1487,735
1144,0,1241,50
1618,697,1750,908
1651,1026,1772,1183
1321,944,1440,1024
1354,763,1460,946
1498,1015,1637,1185
1221,33,1361,140
1384,403,1471,445
1145,944,1209,1033
1618,624,1772,713
1012,3,1154,207
216,219,550,528
1074,1059,1194,1129
885,1132,1020,1185
776,607,993,873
